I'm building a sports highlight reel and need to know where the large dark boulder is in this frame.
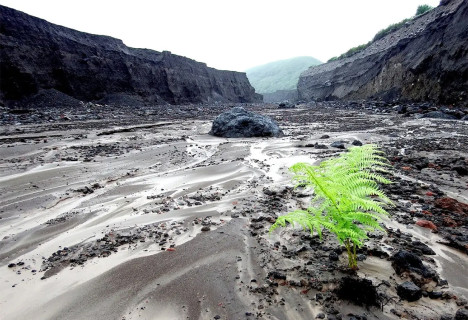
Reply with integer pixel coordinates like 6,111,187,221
298,0,468,106
209,107,284,138
0,5,262,107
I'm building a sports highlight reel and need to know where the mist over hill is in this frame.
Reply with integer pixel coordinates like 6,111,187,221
246,57,321,94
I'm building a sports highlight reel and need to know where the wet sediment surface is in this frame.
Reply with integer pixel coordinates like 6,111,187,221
1,103,467,319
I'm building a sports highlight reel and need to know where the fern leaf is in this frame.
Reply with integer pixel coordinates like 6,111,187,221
271,144,393,264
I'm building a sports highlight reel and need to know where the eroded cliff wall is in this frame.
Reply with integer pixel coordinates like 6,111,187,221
298,0,468,105
0,5,261,107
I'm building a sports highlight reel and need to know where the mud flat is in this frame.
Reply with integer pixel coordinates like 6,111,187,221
0,103,467,319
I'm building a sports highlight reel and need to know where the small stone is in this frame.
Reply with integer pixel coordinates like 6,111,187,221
397,281,422,301
435,197,468,214
429,291,443,299
391,250,433,277
314,143,328,149
268,271,287,280
352,140,363,146
396,105,407,114
411,240,436,255
329,251,339,261
336,277,380,306
438,279,449,286
330,141,345,149
455,308,468,320
416,219,437,231
357,253,367,261
201,226,210,232
456,298,468,306
390,309,402,317
8,263,16,268
316,313,326,319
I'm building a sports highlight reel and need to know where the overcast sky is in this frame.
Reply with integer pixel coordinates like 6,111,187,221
1,0,441,72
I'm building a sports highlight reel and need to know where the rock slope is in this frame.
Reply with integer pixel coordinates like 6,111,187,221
0,5,261,107
298,0,468,106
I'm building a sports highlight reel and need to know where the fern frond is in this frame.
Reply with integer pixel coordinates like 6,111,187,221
334,223,368,247
350,198,390,215
344,212,385,231
348,186,393,205
270,210,325,239
271,144,393,268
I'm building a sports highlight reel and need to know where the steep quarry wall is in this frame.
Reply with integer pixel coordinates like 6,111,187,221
0,5,261,107
298,0,468,105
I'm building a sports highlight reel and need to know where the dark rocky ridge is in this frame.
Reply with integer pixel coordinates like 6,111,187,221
298,0,468,106
0,5,261,107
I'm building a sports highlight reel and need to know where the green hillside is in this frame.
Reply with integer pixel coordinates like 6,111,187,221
246,56,322,94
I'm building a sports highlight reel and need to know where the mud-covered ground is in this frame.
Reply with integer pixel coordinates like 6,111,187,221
0,103,467,320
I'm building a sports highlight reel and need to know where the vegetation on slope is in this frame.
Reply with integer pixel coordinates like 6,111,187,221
416,4,434,15
246,56,322,94
328,4,435,62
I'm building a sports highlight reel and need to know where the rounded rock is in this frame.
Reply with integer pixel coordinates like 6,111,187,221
209,107,284,138
397,281,422,302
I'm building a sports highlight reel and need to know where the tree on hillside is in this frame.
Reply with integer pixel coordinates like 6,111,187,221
416,4,434,16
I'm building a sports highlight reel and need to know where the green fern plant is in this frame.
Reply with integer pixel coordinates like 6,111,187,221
270,144,393,269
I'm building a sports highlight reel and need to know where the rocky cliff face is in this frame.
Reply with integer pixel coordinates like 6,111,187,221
298,0,468,106
0,5,261,107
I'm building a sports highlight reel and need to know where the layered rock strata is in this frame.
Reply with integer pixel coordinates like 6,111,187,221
0,5,261,107
298,0,468,105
